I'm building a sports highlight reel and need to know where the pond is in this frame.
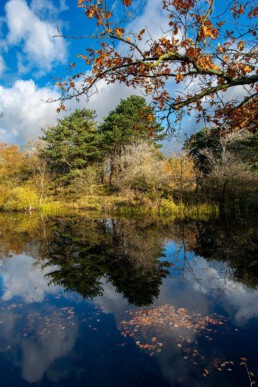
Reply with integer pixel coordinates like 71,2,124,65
0,213,257,386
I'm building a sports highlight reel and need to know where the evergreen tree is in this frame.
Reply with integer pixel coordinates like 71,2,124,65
40,109,101,184
98,95,164,184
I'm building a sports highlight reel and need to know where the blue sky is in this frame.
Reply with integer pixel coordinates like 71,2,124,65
0,0,169,145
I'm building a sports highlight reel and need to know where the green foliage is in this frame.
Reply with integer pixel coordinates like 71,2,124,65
3,187,39,211
98,95,164,184
99,95,164,149
184,127,221,174
69,164,103,196
40,109,101,184
44,217,169,306
232,131,258,172
186,128,258,174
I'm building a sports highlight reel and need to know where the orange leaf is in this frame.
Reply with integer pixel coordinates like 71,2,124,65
201,25,218,39
243,65,251,74
114,28,123,39
237,41,245,51
123,0,132,6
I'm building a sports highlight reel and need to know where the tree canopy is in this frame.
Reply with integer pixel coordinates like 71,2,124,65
40,109,101,183
54,0,258,134
186,127,258,173
99,95,164,152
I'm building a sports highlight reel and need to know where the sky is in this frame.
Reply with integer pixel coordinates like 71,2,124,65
0,0,171,146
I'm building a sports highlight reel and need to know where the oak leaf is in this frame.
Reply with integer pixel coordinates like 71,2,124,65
237,41,245,51
114,28,123,39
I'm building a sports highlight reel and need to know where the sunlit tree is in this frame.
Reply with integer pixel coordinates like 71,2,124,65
54,0,258,134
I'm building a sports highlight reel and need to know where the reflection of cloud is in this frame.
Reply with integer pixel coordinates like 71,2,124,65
183,257,258,325
21,321,77,383
0,306,78,383
0,254,61,302
94,278,129,320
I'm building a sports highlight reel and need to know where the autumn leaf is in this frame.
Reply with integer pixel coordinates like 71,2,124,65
114,28,123,39
238,5,245,14
242,65,251,74
55,82,66,91
86,6,96,18
200,24,218,39
237,41,245,51
61,0,258,133
186,47,200,59
175,71,185,83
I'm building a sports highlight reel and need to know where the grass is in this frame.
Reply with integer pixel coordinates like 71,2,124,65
0,189,255,221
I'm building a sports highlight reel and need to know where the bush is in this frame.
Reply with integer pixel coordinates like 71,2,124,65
3,187,39,211
0,185,11,208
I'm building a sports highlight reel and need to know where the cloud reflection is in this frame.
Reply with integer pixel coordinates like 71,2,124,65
0,253,60,302
0,304,78,383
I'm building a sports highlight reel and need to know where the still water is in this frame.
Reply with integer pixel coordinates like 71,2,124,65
0,213,257,386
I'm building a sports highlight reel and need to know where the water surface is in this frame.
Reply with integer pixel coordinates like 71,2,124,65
0,214,257,386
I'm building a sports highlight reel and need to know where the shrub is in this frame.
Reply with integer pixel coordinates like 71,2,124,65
3,187,39,211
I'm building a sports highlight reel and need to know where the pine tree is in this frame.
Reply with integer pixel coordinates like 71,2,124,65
40,109,101,184
98,95,164,184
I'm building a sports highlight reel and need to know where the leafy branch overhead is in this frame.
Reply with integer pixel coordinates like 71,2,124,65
53,0,258,133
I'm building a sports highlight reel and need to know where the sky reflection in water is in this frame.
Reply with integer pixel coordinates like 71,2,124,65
0,215,257,387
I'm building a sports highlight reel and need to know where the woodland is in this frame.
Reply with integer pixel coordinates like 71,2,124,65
0,94,257,215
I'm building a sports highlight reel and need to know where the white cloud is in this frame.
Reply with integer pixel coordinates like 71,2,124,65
0,76,144,145
0,0,182,144
0,55,5,75
0,79,61,144
71,79,143,121
5,0,67,73
127,0,169,42
31,0,68,18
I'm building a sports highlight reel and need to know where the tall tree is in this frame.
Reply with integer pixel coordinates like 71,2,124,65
98,95,164,183
0,144,25,183
40,109,101,184
53,0,258,133
186,128,258,174
185,128,222,174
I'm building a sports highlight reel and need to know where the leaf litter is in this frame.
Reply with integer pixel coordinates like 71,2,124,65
119,304,244,378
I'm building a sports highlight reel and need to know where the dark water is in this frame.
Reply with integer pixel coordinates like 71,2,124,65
0,213,257,387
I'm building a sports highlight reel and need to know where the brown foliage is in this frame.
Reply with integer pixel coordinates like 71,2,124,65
52,0,258,133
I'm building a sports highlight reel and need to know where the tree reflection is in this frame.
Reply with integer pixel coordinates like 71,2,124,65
192,218,258,288
0,214,257,303
44,217,171,306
